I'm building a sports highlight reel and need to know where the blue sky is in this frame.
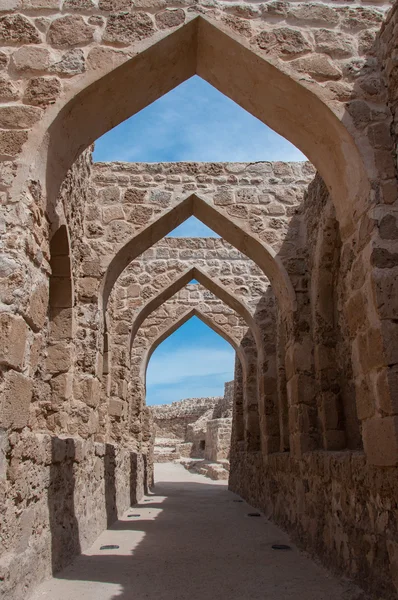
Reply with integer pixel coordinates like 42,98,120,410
146,316,235,405
93,75,305,163
95,76,304,404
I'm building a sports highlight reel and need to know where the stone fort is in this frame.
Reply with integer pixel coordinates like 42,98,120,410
1,0,398,598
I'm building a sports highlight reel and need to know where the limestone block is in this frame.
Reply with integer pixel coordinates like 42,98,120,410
50,372,73,407
256,27,311,57
0,130,28,157
155,9,185,30
363,416,398,466
1,371,32,430
123,188,146,204
98,0,130,10
24,76,61,107
103,12,155,46
49,49,85,76
46,342,72,374
287,373,316,406
0,312,28,370
22,0,60,7
109,398,124,417
77,277,98,301
289,3,339,25
102,205,124,224
0,105,42,129
314,29,355,58
338,6,383,30
50,307,73,340
11,46,50,72
290,54,342,82
76,376,100,408
27,281,49,332
48,15,94,48
63,0,95,10
0,14,41,44
51,437,66,463
87,46,128,71
0,77,19,101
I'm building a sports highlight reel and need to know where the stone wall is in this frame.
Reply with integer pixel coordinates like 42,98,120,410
0,432,145,600
153,396,222,440
229,154,398,599
153,382,233,463
205,419,232,462
230,450,398,600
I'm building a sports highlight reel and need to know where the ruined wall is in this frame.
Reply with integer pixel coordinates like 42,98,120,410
152,396,222,440
0,152,151,600
205,419,232,462
0,432,144,600
153,382,233,462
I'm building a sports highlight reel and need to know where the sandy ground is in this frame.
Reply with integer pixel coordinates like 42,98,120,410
29,463,359,600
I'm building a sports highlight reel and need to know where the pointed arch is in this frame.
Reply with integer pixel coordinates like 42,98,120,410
102,193,294,320
141,308,247,383
129,266,262,360
18,16,369,233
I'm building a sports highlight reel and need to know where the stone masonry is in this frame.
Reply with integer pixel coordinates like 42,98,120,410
152,382,233,479
2,2,398,599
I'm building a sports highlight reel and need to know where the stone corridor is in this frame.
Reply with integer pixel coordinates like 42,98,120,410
2,0,398,598
29,463,359,600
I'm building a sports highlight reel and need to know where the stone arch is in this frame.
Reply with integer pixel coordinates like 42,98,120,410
129,266,262,358
129,305,248,451
126,271,263,451
143,308,247,383
101,193,295,320
19,16,370,235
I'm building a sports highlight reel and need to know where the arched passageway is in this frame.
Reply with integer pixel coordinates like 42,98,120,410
2,3,398,600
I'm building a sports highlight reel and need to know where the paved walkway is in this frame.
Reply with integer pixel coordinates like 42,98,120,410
30,463,359,600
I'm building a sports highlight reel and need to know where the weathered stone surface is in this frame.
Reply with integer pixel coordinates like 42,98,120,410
22,0,59,8
46,342,72,373
290,3,339,25
27,281,49,331
0,14,41,45
314,29,355,58
49,49,85,75
155,8,185,30
87,46,128,70
23,76,61,106
290,53,342,81
0,3,397,599
63,0,95,10
48,15,93,48
0,129,28,156
0,105,42,128
255,27,311,56
0,312,28,369
1,370,32,429
0,77,19,100
12,45,50,71
103,12,155,45
98,0,130,10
